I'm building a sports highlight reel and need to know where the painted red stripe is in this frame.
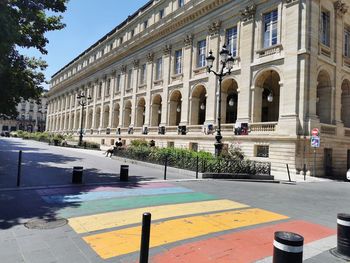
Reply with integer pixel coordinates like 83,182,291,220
151,220,335,263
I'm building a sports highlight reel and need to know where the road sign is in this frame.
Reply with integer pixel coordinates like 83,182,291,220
311,128,319,137
311,136,320,148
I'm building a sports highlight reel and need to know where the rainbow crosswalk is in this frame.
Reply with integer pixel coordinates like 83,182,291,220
38,182,335,262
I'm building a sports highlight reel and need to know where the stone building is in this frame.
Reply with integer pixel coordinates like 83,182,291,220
46,0,350,179
0,96,47,133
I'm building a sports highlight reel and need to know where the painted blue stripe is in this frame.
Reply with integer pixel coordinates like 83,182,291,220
41,187,193,204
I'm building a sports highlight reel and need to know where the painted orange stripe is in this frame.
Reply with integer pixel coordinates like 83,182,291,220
151,220,336,263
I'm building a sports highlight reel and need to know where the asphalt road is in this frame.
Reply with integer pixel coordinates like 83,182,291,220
0,137,349,262
0,138,191,188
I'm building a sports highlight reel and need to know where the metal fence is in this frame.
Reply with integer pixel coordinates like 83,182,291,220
114,147,271,176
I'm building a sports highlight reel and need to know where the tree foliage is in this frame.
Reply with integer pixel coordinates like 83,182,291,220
0,0,67,117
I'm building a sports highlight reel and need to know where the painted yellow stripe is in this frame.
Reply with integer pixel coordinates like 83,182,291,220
69,199,248,233
83,208,288,259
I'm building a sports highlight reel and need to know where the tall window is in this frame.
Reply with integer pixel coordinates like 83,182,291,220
130,29,134,38
197,40,206,68
98,82,102,98
140,64,147,84
321,10,330,46
159,9,164,19
263,10,278,48
226,27,238,57
115,75,121,93
345,28,350,57
175,49,183,74
127,69,133,90
155,58,163,80
106,79,111,96
143,20,148,30
178,0,184,8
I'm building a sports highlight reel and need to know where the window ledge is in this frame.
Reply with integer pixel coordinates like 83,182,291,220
138,84,147,89
171,73,183,81
153,79,163,86
193,66,207,75
319,43,331,58
343,56,350,68
256,44,283,58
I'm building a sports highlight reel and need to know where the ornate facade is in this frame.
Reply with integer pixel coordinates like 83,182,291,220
0,95,47,133
47,0,350,179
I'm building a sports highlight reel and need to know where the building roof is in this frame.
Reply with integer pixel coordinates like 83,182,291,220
51,0,154,79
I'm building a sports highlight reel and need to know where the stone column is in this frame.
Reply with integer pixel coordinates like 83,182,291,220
91,81,98,130
160,45,172,126
180,35,193,125
252,87,263,123
99,77,106,130
46,103,50,131
307,0,321,131
73,90,78,131
334,4,346,135
119,66,127,127
207,22,221,125
277,0,300,135
131,60,140,127
108,73,115,128
238,4,256,124
144,54,154,127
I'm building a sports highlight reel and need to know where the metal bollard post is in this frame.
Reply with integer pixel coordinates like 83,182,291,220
164,155,168,180
17,150,22,187
139,212,151,263
286,164,291,182
72,166,83,184
120,165,129,182
336,213,350,258
273,231,303,263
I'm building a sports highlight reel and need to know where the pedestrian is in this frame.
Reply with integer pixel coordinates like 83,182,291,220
116,138,123,148
105,146,114,157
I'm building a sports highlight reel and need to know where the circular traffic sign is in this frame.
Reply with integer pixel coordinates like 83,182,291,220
311,128,319,136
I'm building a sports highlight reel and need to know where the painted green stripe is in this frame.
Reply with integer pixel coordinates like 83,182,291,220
59,192,216,218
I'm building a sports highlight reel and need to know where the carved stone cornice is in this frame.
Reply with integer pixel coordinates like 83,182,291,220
163,44,172,55
47,0,232,97
184,35,193,47
284,0,299,4
334,0,348,16
121,65,127,74
208,20,222,36
146,52,154,63
240,4,256,22
133,59,139,69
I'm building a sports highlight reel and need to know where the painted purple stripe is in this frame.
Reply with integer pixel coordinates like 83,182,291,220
36,182,174,196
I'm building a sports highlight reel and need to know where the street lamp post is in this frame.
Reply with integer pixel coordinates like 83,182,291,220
77,92,92,146
206,45,235,156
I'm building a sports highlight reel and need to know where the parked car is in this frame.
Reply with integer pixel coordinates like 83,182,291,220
347,169,350,181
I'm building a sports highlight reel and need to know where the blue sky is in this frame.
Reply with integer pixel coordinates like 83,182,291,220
21,0,147,89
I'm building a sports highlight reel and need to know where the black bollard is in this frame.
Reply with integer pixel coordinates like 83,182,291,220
139,212,151,263
17,150,22,187
337,213,350,258
164,155,168,180
120,165,129,182
273,231,304,263
72,166,83,184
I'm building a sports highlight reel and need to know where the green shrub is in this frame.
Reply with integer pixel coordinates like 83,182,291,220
85,141,100,149
130,139,149,147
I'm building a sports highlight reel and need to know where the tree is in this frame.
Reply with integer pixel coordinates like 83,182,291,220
0,0,68,118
